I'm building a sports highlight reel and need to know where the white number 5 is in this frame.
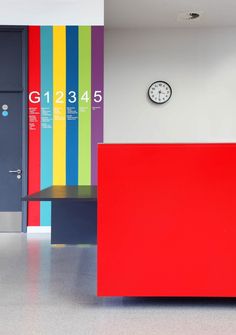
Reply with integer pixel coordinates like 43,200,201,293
94,90,102,103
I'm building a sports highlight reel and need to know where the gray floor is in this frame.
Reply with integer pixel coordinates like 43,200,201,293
1,234,236,335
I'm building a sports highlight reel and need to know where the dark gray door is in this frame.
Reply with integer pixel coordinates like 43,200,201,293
0,28,27,232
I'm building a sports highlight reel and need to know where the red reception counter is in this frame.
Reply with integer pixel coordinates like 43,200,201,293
98,144,236,297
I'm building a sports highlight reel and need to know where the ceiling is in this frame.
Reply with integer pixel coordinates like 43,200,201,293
0,0,103,25
105,0,236,29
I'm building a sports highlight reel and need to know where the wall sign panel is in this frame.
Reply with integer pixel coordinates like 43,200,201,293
91,27,104,185
40,26,53,227
53,26,66,186
28,26,104,227
66,26,78,186
79,27,92,185
28,26,41,227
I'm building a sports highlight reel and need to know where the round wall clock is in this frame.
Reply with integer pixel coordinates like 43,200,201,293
148,81,172,104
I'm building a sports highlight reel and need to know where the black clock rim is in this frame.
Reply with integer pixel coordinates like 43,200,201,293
148,81,172,105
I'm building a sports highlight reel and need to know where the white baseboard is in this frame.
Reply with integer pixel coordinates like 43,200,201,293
27,226,51,233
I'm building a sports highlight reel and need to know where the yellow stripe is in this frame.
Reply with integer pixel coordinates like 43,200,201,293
53,26,66,185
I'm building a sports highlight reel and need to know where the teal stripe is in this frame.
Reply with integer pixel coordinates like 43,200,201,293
40,26,53,226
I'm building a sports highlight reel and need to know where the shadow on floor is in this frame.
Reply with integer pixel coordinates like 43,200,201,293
118,297,236,308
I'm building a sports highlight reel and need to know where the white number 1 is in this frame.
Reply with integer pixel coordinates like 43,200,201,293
44,91,50,104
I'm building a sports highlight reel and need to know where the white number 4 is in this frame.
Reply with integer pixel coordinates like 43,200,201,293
81,91,90,103
80,90,103,103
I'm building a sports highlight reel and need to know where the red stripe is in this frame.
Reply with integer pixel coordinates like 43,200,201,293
28,26,41,226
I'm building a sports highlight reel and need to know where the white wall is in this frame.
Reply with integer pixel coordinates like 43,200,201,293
105,27,236,143
0,0,103,25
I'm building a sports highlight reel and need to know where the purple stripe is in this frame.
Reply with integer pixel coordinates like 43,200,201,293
91,26,104,185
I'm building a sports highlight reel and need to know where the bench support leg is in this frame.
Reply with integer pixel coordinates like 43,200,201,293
51,200,97,244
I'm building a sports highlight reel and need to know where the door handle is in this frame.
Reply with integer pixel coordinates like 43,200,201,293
9,169,22,175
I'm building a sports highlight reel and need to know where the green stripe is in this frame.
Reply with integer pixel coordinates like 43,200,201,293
78,26,91,185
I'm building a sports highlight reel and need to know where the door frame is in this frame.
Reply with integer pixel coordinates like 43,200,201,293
0,26,28,232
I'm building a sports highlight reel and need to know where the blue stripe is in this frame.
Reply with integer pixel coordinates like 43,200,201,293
40,26,53,226
66,26,79,185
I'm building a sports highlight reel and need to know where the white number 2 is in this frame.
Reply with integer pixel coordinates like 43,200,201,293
56,91,64,104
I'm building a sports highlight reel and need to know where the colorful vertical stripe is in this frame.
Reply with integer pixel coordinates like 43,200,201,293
28,25,104,227
28,26,41,226
79,26,91,185
40,26,53,226
66,26,78,185
91,26,104,185
53,26,66,185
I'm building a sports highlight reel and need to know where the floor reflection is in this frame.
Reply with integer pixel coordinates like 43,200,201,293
0,233,236,335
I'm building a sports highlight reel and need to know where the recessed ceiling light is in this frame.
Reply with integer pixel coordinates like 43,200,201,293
188,13,200,20
178,11,202,22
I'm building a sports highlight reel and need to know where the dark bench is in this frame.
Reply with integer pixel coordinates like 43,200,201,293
23,186,97,244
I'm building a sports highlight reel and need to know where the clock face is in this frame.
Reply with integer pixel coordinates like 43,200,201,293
148,81,172,104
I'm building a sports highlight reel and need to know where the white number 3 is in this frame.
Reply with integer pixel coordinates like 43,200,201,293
68,91,77,103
